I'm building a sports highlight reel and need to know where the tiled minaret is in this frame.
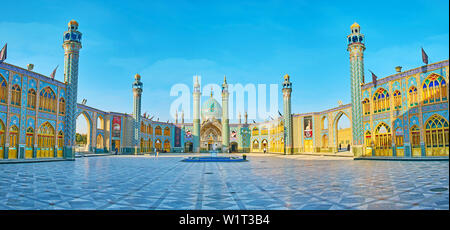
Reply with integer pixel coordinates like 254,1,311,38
63,20,82,159
347,22,365,157
192,76,201,153
221,76,230,153
132,74,143,154
282,74,293,154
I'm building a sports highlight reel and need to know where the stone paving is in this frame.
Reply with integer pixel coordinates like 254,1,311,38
0,154,448,210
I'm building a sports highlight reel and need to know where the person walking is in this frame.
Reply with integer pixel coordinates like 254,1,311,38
264,147,266,154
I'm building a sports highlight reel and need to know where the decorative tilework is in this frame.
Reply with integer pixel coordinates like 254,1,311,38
0,104,6,113
423,111,449,124
39,81,58,96
393,118,402,129
410,116,419,127
26,117,35,129
38,111,57,120
364,122,370,131
0,112,6,124
38,118,56,129
10,115,20,127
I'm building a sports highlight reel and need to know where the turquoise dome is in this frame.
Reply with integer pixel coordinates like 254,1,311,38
201,96,222,121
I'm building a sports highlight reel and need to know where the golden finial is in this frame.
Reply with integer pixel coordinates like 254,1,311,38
284,74,290,80
134,73,141,80
350,22,360,29
210,86,213,97
68,20,79,27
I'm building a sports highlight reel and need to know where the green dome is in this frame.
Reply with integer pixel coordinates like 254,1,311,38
201,96,222,121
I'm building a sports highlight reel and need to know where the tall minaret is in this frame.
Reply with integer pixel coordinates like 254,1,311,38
192,76,201,152
282,74,293,154
221,76,230,153
132,74,143,154
63,20,82,159
347,22,365,157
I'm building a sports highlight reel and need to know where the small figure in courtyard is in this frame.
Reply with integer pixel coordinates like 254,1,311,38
264,147,267,153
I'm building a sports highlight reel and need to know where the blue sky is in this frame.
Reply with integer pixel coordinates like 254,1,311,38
1,0,448,130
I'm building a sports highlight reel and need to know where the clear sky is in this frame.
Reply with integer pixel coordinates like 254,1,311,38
1,0,449,133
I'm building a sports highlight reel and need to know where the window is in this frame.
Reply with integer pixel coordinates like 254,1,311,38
252,139,259,150
59,97,66,115
39,87,57,113
149,125,153,135
37,122,55,158
96,134,103,149
425,115,449,154
27,89,37,109
252,127,259,136
393,90,402,110
9,125,19,148
373,88,390,113
422,74,448,104
261,127,268,135
11,85,21,106
164,127,170,136
375,123,391,156
26,127,34,148
155,126,162,136
0,75,7,104
410,125,420,148
365,131,372,146
394,128,404,146
408,87,418,107
57,131,64,149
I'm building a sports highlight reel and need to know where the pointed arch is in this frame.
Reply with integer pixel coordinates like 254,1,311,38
373,88,390,113
27,88,37,109
422,73,447,104
0,74,7,104
8,125,19,159
252,139,259,151
11,84,21,106
164,126,170,136
374,122,392,156
0,119,5,159
37,121,56,158
39,87,57,113
408,86,418,107
362,98,370,115
424,114,449,156
155,126,162,135
164,139,170,152
393,90,402,110
25,126,34,158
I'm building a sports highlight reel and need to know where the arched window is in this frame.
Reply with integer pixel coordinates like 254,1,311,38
278,121,284,133
140,122,145,133
9,125,19,159
373,88,390,113
164,127,170,136
362,98,370,115
0,120,5,159
164,139,170,152
149,125,153,135
374,123,391,156
25,127,34,158
261,127,268,135
27,89,37,109
410,125,420,148
97,116,104,130
408,87,418,107
37,122,55,158
39,87,57,113
393,90,402,110
58,97,65,115
422,74,448,104
252,139,259,150
57,131,64,157
424,115,449,156
96,134,104,149
322,134,328,148
394,128,404,147
0,75,7,104
155,126,162,135
261,139,268,150
155,139,162,151
322,116,328,129
11,85,21,106
252,127,259,136
365,131,372,146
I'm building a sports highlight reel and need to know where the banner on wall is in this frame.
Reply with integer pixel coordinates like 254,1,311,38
303,116,313,139
112,116,121,138
175,127,181,147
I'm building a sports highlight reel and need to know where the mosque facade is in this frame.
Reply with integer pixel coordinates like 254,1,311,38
0,21,448,162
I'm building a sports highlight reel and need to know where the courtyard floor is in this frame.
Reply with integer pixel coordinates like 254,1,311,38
0,154,448,210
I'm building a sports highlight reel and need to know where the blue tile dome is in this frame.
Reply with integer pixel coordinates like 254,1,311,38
201,95,222,121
